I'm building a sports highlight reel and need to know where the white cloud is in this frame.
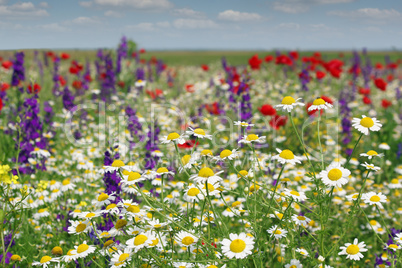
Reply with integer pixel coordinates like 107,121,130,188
273,0,356,14
65,16,102,25
173,19,218,29
40,23,70,32
277,22,300,29
218,10,262,21
156,21,170,28
173,8,205,19
329,8,402,20
126,22,155,31
0,2,49,17
89,0,173,10
104,10,121,17
39,2,49,8
79,1,93,7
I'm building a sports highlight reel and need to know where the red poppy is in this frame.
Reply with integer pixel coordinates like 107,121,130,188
72,80,82,90
201,64,209,71
131,52,137,58
289,51,299,60
375,63,383,70
387,62,398,69
60,53,70,60
59,76,66,86
387,74,393,82
248,54,263,70
205,102,220,115
374,78,387,91
269,115,287,129
313,52,321,59
264,55,273,62
185,84,194,93
28,83,41,94
381,99,392,108
1,61,13,69
358,88,370,95
139,48,146,54
69,66,78,74
117,81,125,88
84,74,92,82
258,104,276,116
316,70,326,80
1,83,10,92
140,59,146,64
46,51,55,58
320,95,333,104
276,55,293,66
0,97,3,112
362,96,371,104
323,59,343,79
178,140,199,149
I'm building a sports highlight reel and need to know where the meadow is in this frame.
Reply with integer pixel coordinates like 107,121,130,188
0,38,401,267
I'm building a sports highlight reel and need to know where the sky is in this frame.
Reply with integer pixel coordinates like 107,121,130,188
1,0,402,50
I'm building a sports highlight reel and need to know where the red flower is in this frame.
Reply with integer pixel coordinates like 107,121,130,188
69,66,78,74
363,96,371,105
72,80,82,90
387,74,393,82
381,99,392,108
131,52,137,58
289,51,299,60
316,70,326,80
375,63,383,70
1,83,10,92
374,78,387,91
320,95,333,104
323,59,343,79
178,140,199,149
264,55,273,62
248,54,263,70
46,51,55,58
139,48,146,54
185,84,194,93
358,87,370,95
205,102,220,115
269,115,287,129
0,97,3,112
140,59,146,64
28,83,41,94
306,103,323,116
1,61,13,69
59,76,66,86
60,53,70,60
201,64,209,71
258,104,276,116
276,55,293,66
387,62,398,69
117,81,125,88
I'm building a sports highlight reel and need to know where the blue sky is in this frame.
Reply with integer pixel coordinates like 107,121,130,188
1,0,402,50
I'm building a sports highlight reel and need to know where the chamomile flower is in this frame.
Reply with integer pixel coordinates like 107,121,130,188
92,192,116,207
234,121,254,127
175,230,199,247
296,248,309,257
352,115,382,135
361,162,381,172
283,188,308,202
67,220,92,235
135,79,146,87
126,232,155,252
32,256,60,267
360,150,384,160
395,233,402,246
190,167,223,184
120,171,146,186
70,241,96,259
238,134,266,144
110,248,133,268
30,148,51,158
186,127,212,139
285,259,303,268
160,132,188,145
184,184,205,202
173,262,194,268
385,244,401,251
267,225,288,239
216,149,239,161
155,167,174,176
291,214,311,226
379,143,390,150
308,97,333,111
361,192,387,207
318,164,351,188
221,233,254,259
103,160,126,173
272,149,303,165
275,96,305,113
338,238,368,261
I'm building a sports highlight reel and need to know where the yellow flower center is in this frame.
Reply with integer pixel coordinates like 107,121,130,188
182,236,195,246
238,170,248,178
328,168,342,181
290,190,300,196
111,160,125,167
182,155,191,165
127,205,140,213
115,219,127,229
220,149,232,159
187,188,200,196
391,179,399,184
85,212,95,218
167,132,180,140
366,150,378,156
75,223,87,233
360,117,374,128
274,230,282,235
198,167,214,178
150,238,159,246
369,220,377,225
232,201,241,207
281,96,296,105
200,149,213,156
313,98,325,105
38,209,46,213
10,255,21,261
119,253,130,262
207,266,218,268
204,183,215,192
290,266,297,268
128,172,141,181
297,216,306,221
77,244,89,253
106,204,117,210
229,239,246,253
156,167,168,174
276,213,284,219
134,234,148,246
103,240,114,248
98,193,109,201
40,256,52,263
279,149,295,160
246,134,259,141
62,179,70,185
389,244,398,250
346,244,360,255
370,195,381,202
194,128,206,136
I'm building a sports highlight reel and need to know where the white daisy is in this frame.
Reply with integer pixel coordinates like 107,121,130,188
238,134,266,144
110,248,133,268
352,115,382,135
379,143,390,150
32,256,60,267
189,167,223,184
186,127,212,140
221,233,254,259
175,230,199,247
395,233,402,246
283,188,308,202
234,121,254,127
70,241,96,259
361,192,387,207
216,149,239,161
360,150,384,160
135,79,146,87
338,238,368,261
275,96,305,113
120,171,146,186
285,259,303,268
92,192,116,207
385,244,401,251
318,164,351,188
291,214,311,226
160,132,188,145
308,97,333,111
126,231,156,252
267,225,288,239
103,160,126,173
361,162,381,172
183,184,205,202
30,148,51,158
272,148,303,165
67,220,92,235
